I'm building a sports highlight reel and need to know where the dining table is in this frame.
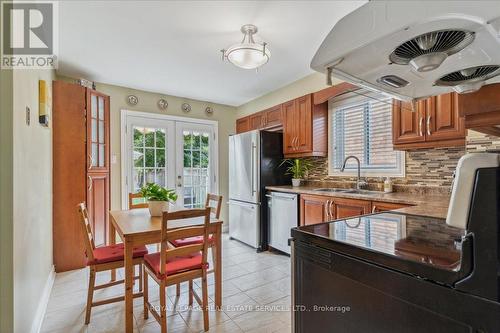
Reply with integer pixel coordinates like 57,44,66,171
108,205,223,333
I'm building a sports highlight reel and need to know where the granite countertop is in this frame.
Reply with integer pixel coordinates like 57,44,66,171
265,185,450,219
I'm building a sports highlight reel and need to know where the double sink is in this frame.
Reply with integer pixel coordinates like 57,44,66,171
313,188,381,195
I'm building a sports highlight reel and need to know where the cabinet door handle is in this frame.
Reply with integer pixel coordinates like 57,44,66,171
88,153,94,170
88,175,92,192
329,201,334,219
325,200,330,219
419,117,423,137
372,205,377,213
427,115,431,136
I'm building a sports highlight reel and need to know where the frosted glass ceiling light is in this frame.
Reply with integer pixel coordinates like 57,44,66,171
221,24,270,70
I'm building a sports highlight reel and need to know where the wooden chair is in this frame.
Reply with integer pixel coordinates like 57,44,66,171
143,208,211,333
170,194,222,295
129,192,148,209
77,203,148,324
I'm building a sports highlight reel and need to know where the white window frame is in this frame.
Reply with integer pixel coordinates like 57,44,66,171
120,110,219,209
328,93,405,178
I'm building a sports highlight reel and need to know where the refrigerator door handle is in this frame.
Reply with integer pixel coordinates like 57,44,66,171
251,143,257,195
228,200,256,209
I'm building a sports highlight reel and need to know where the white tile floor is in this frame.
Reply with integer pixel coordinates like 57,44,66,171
41,235,292,333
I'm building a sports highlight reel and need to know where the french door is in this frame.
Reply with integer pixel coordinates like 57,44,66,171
123,113,217,209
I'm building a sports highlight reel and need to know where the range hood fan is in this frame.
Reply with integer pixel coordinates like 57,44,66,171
389,30,475,72
435,65,500,94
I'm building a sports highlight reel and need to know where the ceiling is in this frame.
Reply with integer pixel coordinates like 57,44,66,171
58,1,366,106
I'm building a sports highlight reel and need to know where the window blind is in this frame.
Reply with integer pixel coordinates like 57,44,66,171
331,92,402,174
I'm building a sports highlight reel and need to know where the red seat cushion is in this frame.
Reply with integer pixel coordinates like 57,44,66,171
86,244,148,265
170,234,214,247
144,252,208,279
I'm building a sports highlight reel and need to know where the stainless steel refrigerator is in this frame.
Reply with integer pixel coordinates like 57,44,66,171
228,130,290,251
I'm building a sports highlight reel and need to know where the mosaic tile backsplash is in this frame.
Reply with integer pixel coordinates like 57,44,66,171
299,130,500,194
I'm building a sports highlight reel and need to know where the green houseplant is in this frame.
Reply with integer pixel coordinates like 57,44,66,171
279,158,312,187
139,183,178,216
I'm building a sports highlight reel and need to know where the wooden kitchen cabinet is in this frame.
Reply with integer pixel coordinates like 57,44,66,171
236,117,250,133
283,94,327,157
393,93,465,150
371,201,410,213
457,83,500,137
86,173,109,247
426,93,465,142
53,81,110,272
392,99,426,145
333,197,372,219
300,194,332,226
236,105,283,134
249,112,265,130
264,104,282,128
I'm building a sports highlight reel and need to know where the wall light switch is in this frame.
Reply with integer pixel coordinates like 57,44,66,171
111,154,117,164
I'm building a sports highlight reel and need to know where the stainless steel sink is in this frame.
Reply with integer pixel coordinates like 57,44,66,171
313,188,381,195
312,188,351,193
342,189,381,195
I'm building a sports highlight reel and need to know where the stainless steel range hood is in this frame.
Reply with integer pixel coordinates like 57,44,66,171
311,1,500,101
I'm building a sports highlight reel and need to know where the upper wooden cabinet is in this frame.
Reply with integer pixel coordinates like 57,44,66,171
265,105,283,128
236,105,283,134
393,92,465,150
457,83,500,137
236,117,250,133
236,93,328,157
426,93,465,142
282,94,327,157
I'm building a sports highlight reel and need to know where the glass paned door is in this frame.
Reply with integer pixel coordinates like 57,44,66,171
124,113,217,209
126,117,175,200
176,123,216,209
88,92,108,171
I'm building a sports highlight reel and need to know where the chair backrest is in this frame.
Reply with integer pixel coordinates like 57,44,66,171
205,194,223,219
159,208,211,277
77,202,95,262
129,192,148,209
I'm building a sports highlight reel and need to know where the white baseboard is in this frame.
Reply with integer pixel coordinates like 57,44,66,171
30,265,55,333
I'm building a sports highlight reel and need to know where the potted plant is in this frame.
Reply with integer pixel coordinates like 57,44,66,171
139,183,178,217
279,158,311,187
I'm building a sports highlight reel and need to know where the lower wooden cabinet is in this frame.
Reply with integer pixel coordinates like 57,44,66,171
300,194,330,226
333,197,371,219
371,201,410,213
299,195,412,226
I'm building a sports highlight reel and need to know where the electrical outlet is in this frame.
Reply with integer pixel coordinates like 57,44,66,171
26,106,30,126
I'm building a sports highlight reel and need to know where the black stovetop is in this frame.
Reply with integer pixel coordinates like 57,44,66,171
293,212,470,284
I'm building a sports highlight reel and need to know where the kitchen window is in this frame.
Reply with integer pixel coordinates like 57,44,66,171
329,91,405,177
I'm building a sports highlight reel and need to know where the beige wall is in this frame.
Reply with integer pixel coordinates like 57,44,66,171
236,72,340,117
0,68,14,333
12,69,55,333
59,78,238,222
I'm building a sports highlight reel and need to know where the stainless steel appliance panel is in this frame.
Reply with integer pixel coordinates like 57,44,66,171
228,199,260,248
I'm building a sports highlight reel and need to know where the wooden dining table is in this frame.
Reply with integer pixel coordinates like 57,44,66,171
109,205,223,333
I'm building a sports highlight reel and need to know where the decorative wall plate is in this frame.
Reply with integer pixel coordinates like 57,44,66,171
158,98,168,110
181,103,191,113
205,106,214,115
127,95,138,106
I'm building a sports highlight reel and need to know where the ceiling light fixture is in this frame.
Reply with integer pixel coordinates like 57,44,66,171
221,24,270,70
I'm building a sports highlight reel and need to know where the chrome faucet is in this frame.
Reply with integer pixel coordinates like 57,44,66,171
340,155,367,190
